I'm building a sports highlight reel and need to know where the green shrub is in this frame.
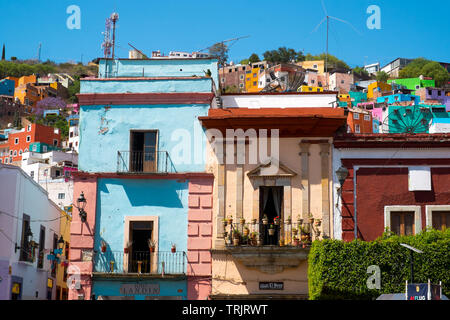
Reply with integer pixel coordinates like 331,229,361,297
308,228,450,300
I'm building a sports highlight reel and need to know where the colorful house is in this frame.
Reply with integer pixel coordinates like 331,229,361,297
346,108,373,134
299,60,325,74
376,94,420,105
384,105,449,133
367,81,392,100
388,77,435,94
55,210,71,300
349,91,367,107
199,97,347,299
0,79,15,96
333,134,450,241
68,57,217,300
298,85,324,93
0,123,61,165
415,87,450,111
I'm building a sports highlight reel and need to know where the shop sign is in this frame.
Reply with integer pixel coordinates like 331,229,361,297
119,283,160,295
259,282,284,290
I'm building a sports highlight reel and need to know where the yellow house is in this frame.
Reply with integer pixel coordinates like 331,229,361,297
199,105,347,299
55,209,72,300
298,85,324,93
245,66,262,93
299,60,325,74
367,81,392,99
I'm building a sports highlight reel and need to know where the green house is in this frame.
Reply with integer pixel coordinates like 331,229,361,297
387,105,448,133
388,78,435,94
29,142,60,153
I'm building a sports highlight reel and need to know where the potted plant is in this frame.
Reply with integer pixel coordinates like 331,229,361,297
262,214,268,225
124,241,131,254
274,216,280,225
286,215,292,225
279,236,285,246
148,239,156,253
232,229,240,246
297,218,303,227
243,226,250,237
293,236,300,246
227,216,233,225
251,218,257,225
250,232,258,246
268,224,275,236
314,218,322,227
292,228,298,236
240,218,246,225
308,214,314,224
171,243,176,253
222,218,228,227
101,241,107,253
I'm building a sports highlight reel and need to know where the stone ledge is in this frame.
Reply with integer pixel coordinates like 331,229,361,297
211,246,309,274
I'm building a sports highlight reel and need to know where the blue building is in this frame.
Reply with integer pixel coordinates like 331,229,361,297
376,94,420,105
0,79,15,96
69,57,217,300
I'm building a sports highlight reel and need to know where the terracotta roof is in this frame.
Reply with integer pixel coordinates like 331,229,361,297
221,91,338,96
203,107,346,119
334,133,450,148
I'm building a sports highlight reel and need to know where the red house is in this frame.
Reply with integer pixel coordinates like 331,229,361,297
333,134,450,241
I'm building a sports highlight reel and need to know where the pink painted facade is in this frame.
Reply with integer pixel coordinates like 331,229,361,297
187,177,214,300
68,176,97,300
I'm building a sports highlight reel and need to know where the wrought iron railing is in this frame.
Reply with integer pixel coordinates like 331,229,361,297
93,250,186,275
117,151,177,174
222,219,321,248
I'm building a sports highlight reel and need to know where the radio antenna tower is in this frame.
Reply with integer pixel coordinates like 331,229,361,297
110,12,119,59
101,17,112,58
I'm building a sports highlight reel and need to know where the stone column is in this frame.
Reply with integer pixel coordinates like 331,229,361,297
299,142,310,220
214,146,226,248
320,143,331,238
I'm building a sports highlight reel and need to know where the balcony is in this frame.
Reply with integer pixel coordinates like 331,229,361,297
215,219,320,274
117,151,176,174
93,251,186,278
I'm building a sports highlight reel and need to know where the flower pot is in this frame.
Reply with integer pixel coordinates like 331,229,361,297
262,219,268,225
240,219,245,225
171,247,176,253
251,219,257,225
286,219,291,225
149,247,155,253
257,239,262,246
223,220,228,227
293,239,300,247
124,248,129,254
315,219,322,226
101,246,106,253
268,228,275,236
243,228,249,237
233,238,240,246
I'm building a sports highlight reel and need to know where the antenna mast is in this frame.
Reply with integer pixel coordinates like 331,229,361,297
102,17,112,58
111,12,119,59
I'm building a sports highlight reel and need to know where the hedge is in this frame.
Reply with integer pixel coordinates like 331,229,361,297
308,228,450,300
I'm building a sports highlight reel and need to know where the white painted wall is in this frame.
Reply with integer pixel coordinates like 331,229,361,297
429,122,450,133
0,164,61,300
213,93,337,109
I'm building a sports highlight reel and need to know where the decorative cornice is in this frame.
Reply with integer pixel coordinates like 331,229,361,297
77,92,215,106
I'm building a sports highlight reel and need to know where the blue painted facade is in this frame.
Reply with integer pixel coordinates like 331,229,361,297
349,91,367,107
376,94,420,105
79,58,217,300
0,79,15,96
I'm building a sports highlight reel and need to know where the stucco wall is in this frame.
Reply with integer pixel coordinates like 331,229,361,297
78,104,209,173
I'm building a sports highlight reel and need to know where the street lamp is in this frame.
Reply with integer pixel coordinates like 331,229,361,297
400,243,423,283
57,235,65,250
335,166,349,195
74,191,87,223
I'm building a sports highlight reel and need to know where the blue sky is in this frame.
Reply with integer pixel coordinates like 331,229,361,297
0,0,449,68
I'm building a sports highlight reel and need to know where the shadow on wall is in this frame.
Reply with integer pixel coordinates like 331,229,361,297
98,179,186,208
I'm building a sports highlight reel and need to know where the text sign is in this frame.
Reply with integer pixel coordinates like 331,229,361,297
120,283,160,295
407,284,428,300
259,282,284,290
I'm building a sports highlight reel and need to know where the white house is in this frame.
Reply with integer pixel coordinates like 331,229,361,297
0,164,63,300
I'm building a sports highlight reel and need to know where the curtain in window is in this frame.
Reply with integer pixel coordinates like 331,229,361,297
272,188,282,217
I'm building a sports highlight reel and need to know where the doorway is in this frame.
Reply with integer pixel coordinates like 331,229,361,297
259,186,283,245
129,221,153,273
130,131,158,172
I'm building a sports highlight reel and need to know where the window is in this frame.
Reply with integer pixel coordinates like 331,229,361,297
253,73,257,78
239,84,244,88
313,64,318,69
311,79,315,84
385,206,421,236
221,78,225,83
19,150,22,156
280,77,286,82
341,80,345,84
4,158,7,164
428,89,433,96
240,75,244,80
130,130,158,173
391,212,415,236
426,206,450,231
415,85,420,90
259,186,284,245
24,148,28,153
353,113,360,120
58,193,65,200
27,125,32,132
53,139,58,147
364,114,371,121
26,136,31,142
253,81,257,86
20,214,32,262
13,150,17,157
355,124,361,133
38,226,46,269
30,171,34,179
14,138,19,145
43,146,47,152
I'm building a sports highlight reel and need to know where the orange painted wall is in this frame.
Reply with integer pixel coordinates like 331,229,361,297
347,111,373,133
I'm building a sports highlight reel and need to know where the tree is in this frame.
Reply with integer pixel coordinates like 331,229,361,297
263,47,303,63
305,53,350,70
249,53,260,64
209,42,229,68
240,59,250,65
67,78,80,103
399,58,449,87
1,44,5,61
376,71,389,83
353,66,368,77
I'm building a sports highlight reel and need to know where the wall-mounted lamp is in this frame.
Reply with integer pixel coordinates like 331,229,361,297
335,166,349,195
74,191,87,223
57,235,65,250
15,224,33,253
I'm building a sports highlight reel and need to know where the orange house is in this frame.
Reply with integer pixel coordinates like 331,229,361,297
347,109,373,134
0,123,61,165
